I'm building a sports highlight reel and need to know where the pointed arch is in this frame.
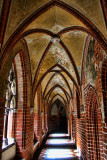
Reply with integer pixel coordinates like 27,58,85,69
43,72,72,98
49,93,67,107
1,0,107,73
33,39,80,86
33,64,79,98
44,84,70,103
50,99,66,111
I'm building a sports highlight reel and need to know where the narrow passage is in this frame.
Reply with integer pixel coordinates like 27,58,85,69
36,133,80,160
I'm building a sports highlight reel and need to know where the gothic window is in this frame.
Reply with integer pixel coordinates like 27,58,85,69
2,63,16,149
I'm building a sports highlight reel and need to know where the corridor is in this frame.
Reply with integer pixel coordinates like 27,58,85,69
0,0,107,160
36,133,80,160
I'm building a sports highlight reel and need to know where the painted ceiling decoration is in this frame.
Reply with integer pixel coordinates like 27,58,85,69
1,0,107,106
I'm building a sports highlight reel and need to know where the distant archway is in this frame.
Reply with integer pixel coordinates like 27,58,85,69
49,99,67,133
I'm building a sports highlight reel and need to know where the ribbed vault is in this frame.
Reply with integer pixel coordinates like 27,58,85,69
0,0,107,120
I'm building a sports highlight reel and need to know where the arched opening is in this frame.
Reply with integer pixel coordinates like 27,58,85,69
0,1,107,160
49,99,67,133
0,38,32,159
2,63,16,149
1,51,28,159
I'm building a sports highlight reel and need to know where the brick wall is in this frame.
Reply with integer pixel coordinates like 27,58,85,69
15,52,34,160
70,36,107,160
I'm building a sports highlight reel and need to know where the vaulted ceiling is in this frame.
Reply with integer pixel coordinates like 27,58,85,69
1,0,107,106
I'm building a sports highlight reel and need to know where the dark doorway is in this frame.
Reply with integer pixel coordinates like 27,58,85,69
59,106,67,133
49,99,67,133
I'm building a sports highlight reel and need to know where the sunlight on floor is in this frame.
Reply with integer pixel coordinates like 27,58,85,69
49,133,69,137
45,149,78,159
38,133,80,160
46,138,74,145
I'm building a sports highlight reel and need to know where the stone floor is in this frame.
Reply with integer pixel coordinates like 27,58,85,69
35,133,80,160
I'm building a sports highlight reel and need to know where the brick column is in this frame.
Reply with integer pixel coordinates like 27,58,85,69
34,113,38,139
11,110,16,138
37,87,42,145
71,113,73,139
16,109,25,159
42,100,45,134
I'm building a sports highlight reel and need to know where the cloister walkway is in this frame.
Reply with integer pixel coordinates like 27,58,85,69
34,133,80,160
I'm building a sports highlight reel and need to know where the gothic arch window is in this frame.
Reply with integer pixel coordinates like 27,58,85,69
2,63,16,149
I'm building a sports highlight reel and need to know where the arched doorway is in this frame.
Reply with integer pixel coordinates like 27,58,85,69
49,99,67,133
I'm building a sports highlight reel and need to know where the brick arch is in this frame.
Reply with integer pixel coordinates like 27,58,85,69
0,40,33,159
49,94,67,107
0,40,32,99
1,0,107,60
86,87,102,160
102,59,107,123
43,72,72,98
13,52,27,159
33,38,80,87
33,64,79,98
44,84,70,103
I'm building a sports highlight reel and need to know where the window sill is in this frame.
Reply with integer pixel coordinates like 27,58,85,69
2,139,15,151
2,142,15,152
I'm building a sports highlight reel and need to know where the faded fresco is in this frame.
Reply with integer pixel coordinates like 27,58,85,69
85,38,97,85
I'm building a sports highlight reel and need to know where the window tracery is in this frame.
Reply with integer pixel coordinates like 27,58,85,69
2,63,16,149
